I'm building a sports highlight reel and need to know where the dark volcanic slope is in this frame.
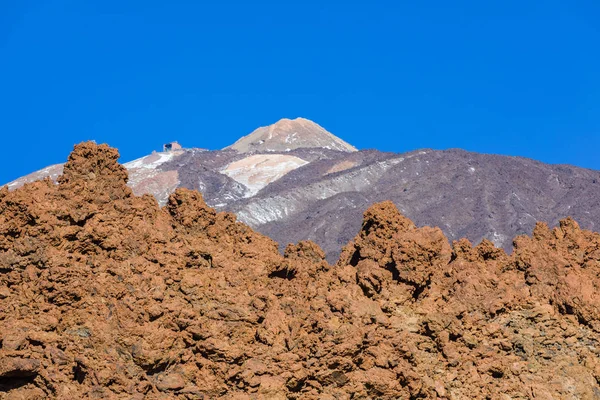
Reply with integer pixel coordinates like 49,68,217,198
161,149,251,205
229,149,600,263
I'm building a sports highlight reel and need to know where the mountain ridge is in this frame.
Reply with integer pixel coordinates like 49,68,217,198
5,120,600,263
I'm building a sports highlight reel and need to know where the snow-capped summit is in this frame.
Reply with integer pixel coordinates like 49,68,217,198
224,117,357,153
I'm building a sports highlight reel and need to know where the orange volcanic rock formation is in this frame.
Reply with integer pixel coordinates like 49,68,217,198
1,142,600,399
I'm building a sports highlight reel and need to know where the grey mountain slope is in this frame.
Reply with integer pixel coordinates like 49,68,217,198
161,149,251,204
227,149,600,262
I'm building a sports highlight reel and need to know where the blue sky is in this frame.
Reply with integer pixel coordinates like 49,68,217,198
1,0,599,184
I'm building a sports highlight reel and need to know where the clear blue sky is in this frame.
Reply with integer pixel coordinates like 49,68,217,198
1,1,599,184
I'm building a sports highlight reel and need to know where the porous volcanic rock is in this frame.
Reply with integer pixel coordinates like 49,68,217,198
1,142,600,399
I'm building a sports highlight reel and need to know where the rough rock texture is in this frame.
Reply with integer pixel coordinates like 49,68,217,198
2,142,600,399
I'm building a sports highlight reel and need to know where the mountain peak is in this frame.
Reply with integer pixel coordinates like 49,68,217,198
224,118,357,153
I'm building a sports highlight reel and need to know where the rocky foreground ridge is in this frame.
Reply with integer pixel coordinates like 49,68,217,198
8,118,600,265
2,142,600,399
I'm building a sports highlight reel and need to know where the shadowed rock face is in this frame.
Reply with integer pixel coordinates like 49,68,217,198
3,142,600,399
6,121,600,264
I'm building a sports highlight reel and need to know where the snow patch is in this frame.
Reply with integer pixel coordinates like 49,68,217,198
285,132,298,144
489,232,507,248
124,152,176,170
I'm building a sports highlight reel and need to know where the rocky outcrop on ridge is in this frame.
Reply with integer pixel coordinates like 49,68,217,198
2,142,600,399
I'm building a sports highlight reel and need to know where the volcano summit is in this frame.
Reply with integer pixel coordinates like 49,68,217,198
225,117,357,153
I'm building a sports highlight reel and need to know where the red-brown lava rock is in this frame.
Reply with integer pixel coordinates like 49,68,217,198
1,142,600,399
